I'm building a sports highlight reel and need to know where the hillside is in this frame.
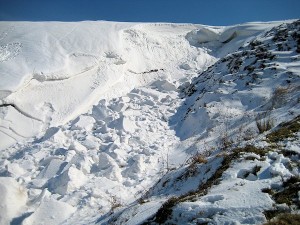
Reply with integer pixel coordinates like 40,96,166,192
0,20,299,225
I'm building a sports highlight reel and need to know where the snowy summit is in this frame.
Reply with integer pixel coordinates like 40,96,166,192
0,19,300,225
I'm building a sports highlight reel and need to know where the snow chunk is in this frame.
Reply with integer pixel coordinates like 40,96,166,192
109,115,137,133
186,27,219,46
37,158,67,179
123,155,146,180
37,127,67,145
6,162,26,177
95,153,122,182
179,63,193,70
68,141,87,153
22,198,75,225
269,162,293,178
71,115,95,131
47,165,87,195
0,177,27,225
81,135,99,149
151,80,177,92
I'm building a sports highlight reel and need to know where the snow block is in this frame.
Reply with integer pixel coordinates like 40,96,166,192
109,115,137,133
186,27,219,46
0,177,27,225
95,153,122,181
71,115,95,131
37,158,67,179
22,198,75,225
47,165,87,195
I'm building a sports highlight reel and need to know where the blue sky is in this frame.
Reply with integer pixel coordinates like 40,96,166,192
0,0,299,25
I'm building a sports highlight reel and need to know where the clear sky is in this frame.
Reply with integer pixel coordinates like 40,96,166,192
0,0,299,26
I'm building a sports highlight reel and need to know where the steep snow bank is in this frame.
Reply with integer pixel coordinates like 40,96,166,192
175,20,300,144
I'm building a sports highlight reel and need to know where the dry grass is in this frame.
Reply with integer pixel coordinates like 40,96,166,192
186,152,208,165
264,213,300,225
273,176,300,206
154,197,179,224
271,86,290,109
267,115,300,143
108,194,122,212
150,110,300,224
233,145,267,157
150,152,240,224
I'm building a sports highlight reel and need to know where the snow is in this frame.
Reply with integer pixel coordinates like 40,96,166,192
0,19,300,224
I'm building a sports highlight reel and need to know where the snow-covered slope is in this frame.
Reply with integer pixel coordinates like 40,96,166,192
0,20,299,225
